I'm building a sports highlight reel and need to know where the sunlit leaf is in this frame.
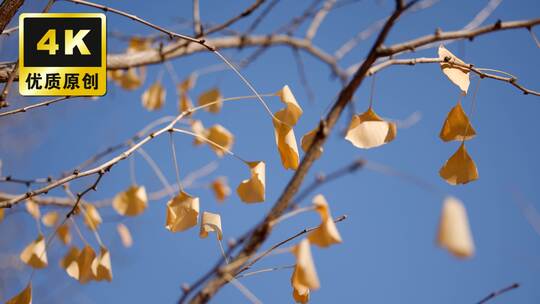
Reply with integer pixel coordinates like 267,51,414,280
439,143,479,185
440,101,476,142
206,124,234,157
275,85,303,126
41,211,59,227
345,107,397,149
114,68,145,90
191,120,208,146
291,239,319,303
438,45,470,94
128,37,152,52
237,161,266,203
211,177,231,202
20,234,48,269
179,75,196,93
301,127,322,157
437,196,475,258
198,88,222,113
25,199,40,220
179,92,193,113
142,81,166,111
66,245,96,284
307,195,342,248
273,85,303,170
60,246,80,269
83,204,102,231
6,283,31,304
117,223,133,248
112,185,148,217
92,247,113,282
165,191,200,232
0,208,4,223
57,224,71,245
292,284,310,304
199,211,223,240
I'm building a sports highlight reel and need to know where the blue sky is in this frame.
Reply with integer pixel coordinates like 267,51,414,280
1,0,540,303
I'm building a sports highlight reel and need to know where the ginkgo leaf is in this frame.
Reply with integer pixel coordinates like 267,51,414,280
179,75,196,94
440,101,476,142
83,204,102,231
211,177,231,202
118,68,145,90
165,191,200,232
20,234,48,269
292,283,310,304
60,246,80,269
437,196,475,258
301,127,323,157
275,85,303,126
41,211,59,227
92,247,113,282
117,223,133,248
57,224,71,245
25,199,40,219
142,81,166,111
439,143,479,185
6,283,32,304
198,88,222,113
128,37,152,52
199,211,223,240
292,239,320,292
206,125,234,157
237,161,266,203
191,120,208,146
179,92,193,113
307,195,342,248
112,185,148,217
0,208,4,223
345,107,397,149
66,245,96,284
273,85,303,170
438,45,470,94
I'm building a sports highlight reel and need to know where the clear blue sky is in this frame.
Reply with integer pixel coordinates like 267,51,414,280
1,0,540,303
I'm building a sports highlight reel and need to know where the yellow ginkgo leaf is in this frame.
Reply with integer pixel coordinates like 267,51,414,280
438,45,470,94
42,211,59,227
66,245,96,284
206,124,234,157
179,75,196,94
307,195,342,248
117,223,133,248
57,223,71,245
439,143,479,185
211,177,231,202
191,120,208,146
165,191,200,232
119,68,145,90
25,199,40,219
142,81,166,111
440,101,476,142
273,118,300,170
60,246,80,269
292,283,310,304
83,204,102,231
292,239,320,292
237,161,266,203
20,234,48,269
437,196,475,258
345,107,397,149
275,85,303,126
0,208,4,222
301,127,323,157
112,185,148,217
6,283,32,304
128,37,152,52
179,92,193,113
198,88,222,113
199,211,223,240
92,247,113,282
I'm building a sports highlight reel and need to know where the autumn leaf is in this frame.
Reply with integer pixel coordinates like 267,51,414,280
291,239,319,303
20,234,48,269
41,211,59,227
0,208,4,223
128,37,152,52
439,143,479,185
57,224,72,245
211,177,231,202
83,204,102,231
25,199,40,219
199,211,223,240
142,81,166,111
60,246,80,269
437,196,475,258
112,185,148,217
345,107,397,149
66,245,96,284
6,283,32,304
307,195,342,248
206,124,234,157
301,127,323,157
117,223,133,248
440,101,476,142
237,161,266,203
198,88,222,113
438,45,470,94
273,85,303,170
165,191,200,232
92,247,113,282
109,68,146,90
179,92,193,113
191,120,208,146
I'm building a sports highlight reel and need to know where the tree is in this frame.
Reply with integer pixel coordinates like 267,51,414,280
1,0,539,303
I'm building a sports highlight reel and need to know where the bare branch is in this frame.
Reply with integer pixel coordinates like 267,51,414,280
192,0,202,36
0,0,24,33
476,283,520,304
305,0,337,41
0,96,72,118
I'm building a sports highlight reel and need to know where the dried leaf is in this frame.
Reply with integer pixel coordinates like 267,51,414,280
439,143,479,185
60,246,80,269
66,245,96,284
6,283,31,304
92,247,113,282
83,204,102,231
198,88,222,113
292,284,310,304
179,92,193,113
237,161,266,203
191,120,208,146
41,211,59,227
0,208,4,223
25,199,40,219
437,196,475,258
199,211,223,240
57,224,71,245
165,191,200,232
211,177,231,202
275,85,303,126
20,234,48,269
301,127,323,157
117,223,133,248
119,68,145,90
345,107,397,149
273,85,303,170
206,125,234,157
307,195,342,248
440,101,476,142
142,81,166,111
438,45,470,94
292,239,320,293
112,185,148,217
179,75,196,93
128,37,152,52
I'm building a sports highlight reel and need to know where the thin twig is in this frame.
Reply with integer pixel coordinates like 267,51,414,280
476,283,520,304
0,97,72,118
